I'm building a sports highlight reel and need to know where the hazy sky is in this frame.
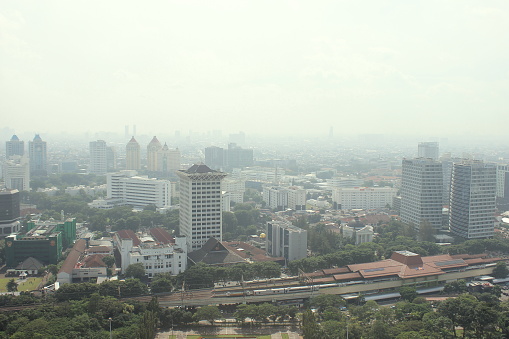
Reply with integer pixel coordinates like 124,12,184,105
1,1,508,137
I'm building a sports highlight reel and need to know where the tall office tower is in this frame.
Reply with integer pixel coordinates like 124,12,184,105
177,163,227,252
204,146,225,170
496,164,509,200
28,134,47,176
125,137,141,170
147,136,162,172
157,143,181,174
418,142,439,160
89,140,107,175
449,161,496,239
106,146,116,171
2,156,30,191
0,189,21,236
401,158,443,230
6,135,24,158
227,143,254,169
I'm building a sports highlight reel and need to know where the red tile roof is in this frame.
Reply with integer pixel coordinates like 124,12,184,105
58,239,87,274
116,230,140,246
333,272,362,281
150,228,175,244
322,267,351,275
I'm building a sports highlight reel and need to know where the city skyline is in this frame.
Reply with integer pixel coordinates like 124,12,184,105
1,1,508,137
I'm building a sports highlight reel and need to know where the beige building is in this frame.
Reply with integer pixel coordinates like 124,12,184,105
147,136,162,172
125,137,141,170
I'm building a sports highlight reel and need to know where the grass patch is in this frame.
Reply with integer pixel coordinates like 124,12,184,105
0,277,42,292
281,334,290,339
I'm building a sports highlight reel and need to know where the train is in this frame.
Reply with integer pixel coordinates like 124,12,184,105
211,281,359,297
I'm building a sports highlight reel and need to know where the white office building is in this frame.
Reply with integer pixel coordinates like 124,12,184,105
263,186,306,211
89,140,108,175
496,164,509,199
449,160,496,239
114,229,187,277
109,171,171,208
2,156,30,191
332,187,397,210
177,164,227,252
222,178,245,204
89,171,171,209
401,158,443,229
266,221,307,262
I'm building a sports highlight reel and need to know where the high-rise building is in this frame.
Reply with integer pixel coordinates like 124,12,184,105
204,146,225,170
227,143,254,169
2,156,30,191
177,164,227,252
89,140,107,175
401,158,443,230
449,160,496,239
266,220,307,262
496,164,509,199
157,143,181,174
125,137,141,170
28,134,47,176
0,189,21,236
418,142,439,160
106,146,116,171
6,135,24,158
147,136,162,172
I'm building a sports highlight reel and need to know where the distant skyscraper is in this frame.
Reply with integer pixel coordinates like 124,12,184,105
125,137,141,170
418,142,439,160
401,158,443,230
227,143,254,169
6,135,24,158
2,156,30,191
449,160,496,239
205,146,225,170
177,163,227,251
157,143,181,174
28,134,47,176
147,136,162,172
124,125,129,139
89,140,107,175
106,146,116,171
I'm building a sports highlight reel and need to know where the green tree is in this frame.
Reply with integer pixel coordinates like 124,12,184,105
124,263,146,280
102,255,115,268
418,221,435,242
151,273,174,293
399,286,418,302
194,305,222,325
492,261,509,278
6,279,18,292
138,311,157,339
301,309,320,339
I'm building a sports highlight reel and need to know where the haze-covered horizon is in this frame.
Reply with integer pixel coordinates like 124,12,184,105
1,1,508,137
